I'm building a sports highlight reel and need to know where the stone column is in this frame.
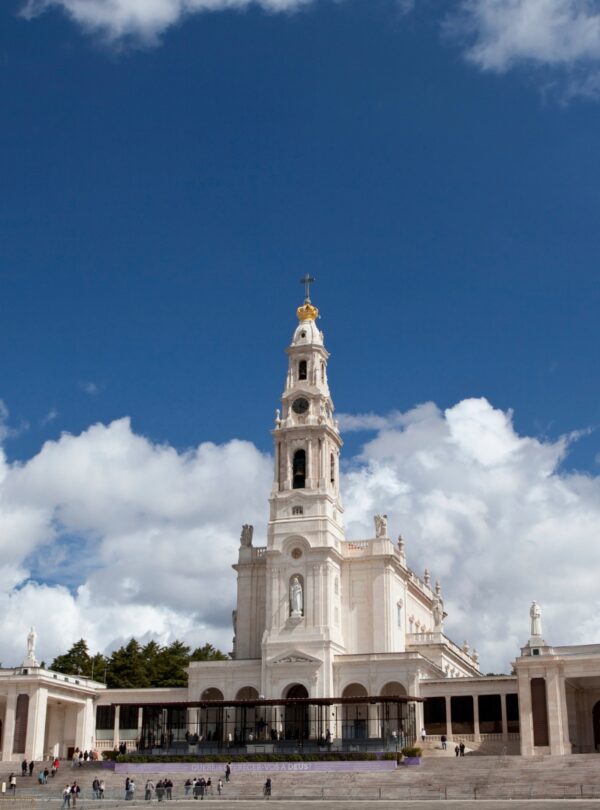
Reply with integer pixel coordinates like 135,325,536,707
284,445,291,490
137,708,144,748
445,695,453,741
407,675,423,743
75,698,95,754
25,687,48,760
517,672,534,757
559,674,571,754
113,705,121,748
2,689,17,762
473,695,480,742
500,693,508,742
547,670,567,756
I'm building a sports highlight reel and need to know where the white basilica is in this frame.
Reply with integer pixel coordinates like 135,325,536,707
2,288,600,760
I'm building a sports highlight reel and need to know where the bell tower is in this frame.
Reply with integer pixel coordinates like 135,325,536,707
263,279,346,698
269,276,344,541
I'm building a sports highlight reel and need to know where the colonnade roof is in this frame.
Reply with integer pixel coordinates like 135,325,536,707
108,694,423,708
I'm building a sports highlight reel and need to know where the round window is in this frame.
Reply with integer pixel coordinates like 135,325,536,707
291,548,303,559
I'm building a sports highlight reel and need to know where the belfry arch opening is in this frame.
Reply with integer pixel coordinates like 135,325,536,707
293,449,306,489
298,360,307,381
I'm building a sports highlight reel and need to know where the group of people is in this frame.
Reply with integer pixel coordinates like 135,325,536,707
61,782,81,808
125,777,136,800
145,778,174,800
424,729,468,757
20,759,36,776
92,777,106,798
14,757,61,787
72,748,97,766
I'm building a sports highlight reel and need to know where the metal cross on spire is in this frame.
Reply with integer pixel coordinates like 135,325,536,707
300,273,315,302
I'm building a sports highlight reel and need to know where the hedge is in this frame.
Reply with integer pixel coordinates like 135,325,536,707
103,751,397,763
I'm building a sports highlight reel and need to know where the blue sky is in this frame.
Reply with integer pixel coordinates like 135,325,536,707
1,0,600,669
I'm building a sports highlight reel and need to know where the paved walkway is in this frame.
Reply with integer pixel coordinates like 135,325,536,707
61,801,600,809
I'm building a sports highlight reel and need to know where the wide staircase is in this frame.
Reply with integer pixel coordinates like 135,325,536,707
2,755,600,801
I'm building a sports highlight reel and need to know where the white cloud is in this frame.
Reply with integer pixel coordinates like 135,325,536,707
40,408,59,426
21,0,316,44
79,381,100,395
341,397,600,671
0,397,599,675
0,417,272,666
449,0,600,97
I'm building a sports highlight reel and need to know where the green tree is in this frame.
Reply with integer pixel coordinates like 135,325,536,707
51,639,107,679
50,637,229,688
190,643,228,662
153,641,191,687
106,639,150,689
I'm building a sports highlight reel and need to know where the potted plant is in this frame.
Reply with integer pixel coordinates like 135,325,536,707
401,746,423,765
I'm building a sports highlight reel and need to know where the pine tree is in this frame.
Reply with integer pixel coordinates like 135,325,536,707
106,639,150,689
190,643,228,662
50,637,229,687
153,641,191,687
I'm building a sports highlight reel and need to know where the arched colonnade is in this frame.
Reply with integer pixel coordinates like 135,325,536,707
136,681,415,752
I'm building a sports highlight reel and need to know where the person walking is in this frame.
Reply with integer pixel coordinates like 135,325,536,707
217,779,223,796
184,779,192,797
99,779,105,799
70,781,80,808
62,784,71,808
225,763,231,783
166,778,173,799
144,779,154,801
21,760,28,777
459,741,466,757
29,760,35,777
9,774,17,795
93,777,100,799
454,744,460,757
156,780,165,802
263,777,272,799
421,727,427,743
441,733,447,750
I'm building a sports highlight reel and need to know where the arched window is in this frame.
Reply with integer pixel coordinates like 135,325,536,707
298,360,307,381
321,362,325,383
330,453,335,485
293,449,306,489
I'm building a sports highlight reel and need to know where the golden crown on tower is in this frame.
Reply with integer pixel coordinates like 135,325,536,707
297,301,319,321
297,274,319,321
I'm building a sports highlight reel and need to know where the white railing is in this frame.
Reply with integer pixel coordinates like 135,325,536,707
408,632,440,644
94,739,137,751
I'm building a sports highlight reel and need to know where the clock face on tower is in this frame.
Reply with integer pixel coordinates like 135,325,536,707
292,397,309,415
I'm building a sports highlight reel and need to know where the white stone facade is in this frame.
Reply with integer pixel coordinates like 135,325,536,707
192,297,480,712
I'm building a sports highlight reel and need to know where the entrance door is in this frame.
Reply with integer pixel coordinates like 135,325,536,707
284,684,309,741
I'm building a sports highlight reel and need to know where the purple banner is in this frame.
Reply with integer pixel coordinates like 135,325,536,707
112,761,396,773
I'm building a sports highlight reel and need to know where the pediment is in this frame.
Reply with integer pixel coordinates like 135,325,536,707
269,649,323,666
